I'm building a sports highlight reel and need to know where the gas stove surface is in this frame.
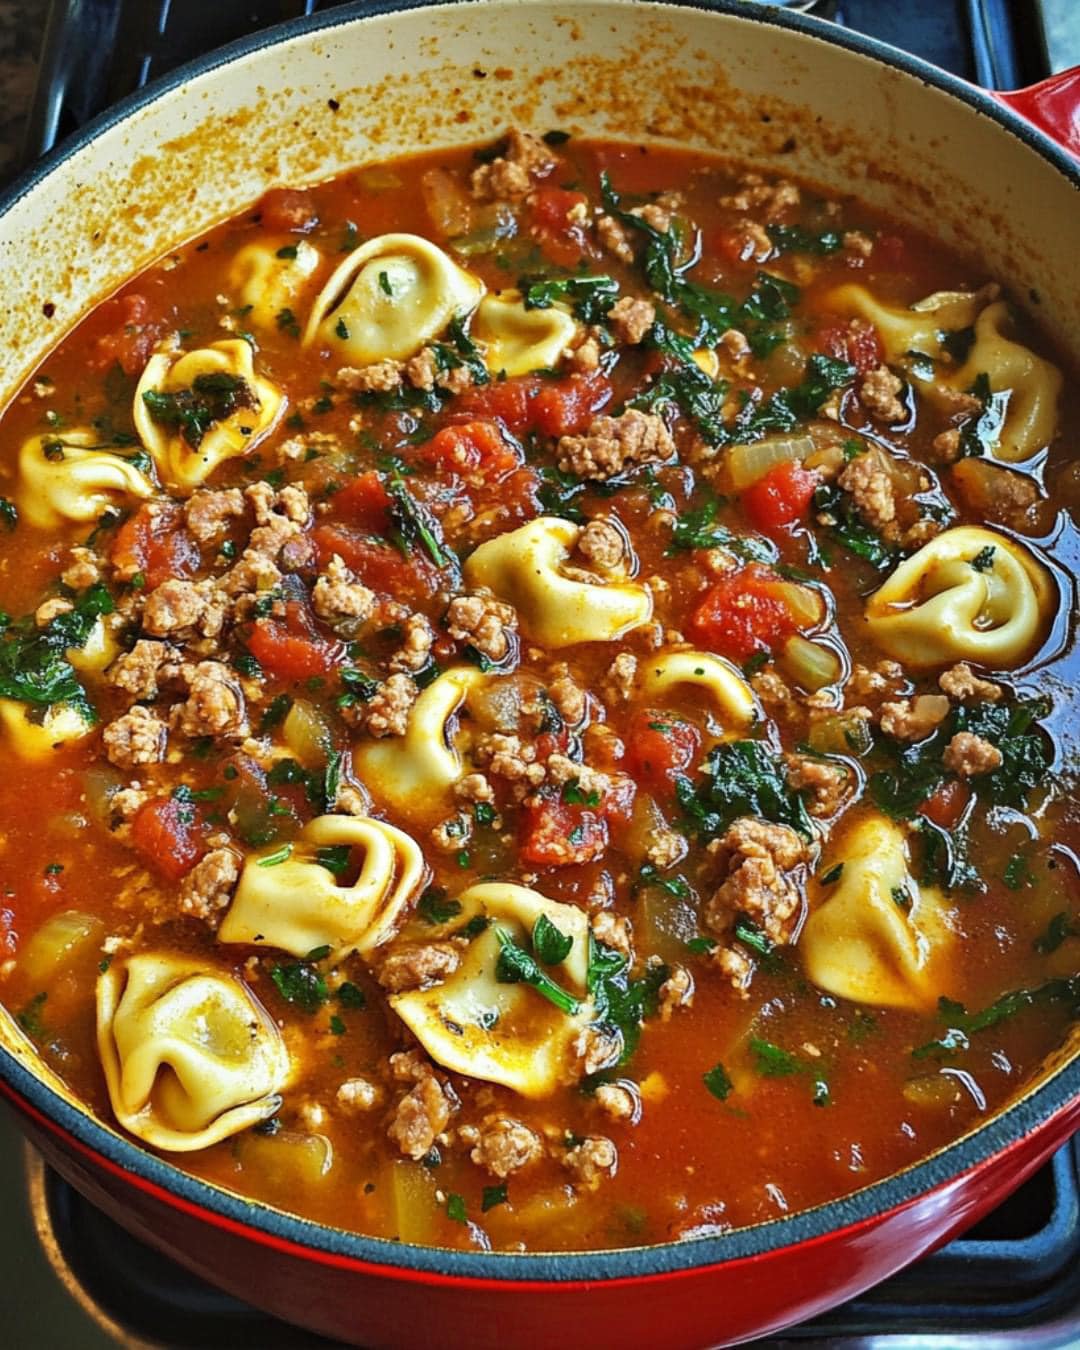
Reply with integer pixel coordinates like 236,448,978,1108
3,0,1080,1346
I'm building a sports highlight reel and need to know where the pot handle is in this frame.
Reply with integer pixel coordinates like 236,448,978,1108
992,66,1080,160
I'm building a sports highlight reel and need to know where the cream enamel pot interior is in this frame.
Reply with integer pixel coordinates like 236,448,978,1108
0,3,1079,1347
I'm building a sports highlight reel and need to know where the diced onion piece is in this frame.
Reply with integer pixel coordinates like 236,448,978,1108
779,635,841,692
391,1159,443,1244
83,765,125,829
356,165,403,192
420,167,474,240
236,1130,334,1191
728,435,816,491
283,699,333,771
902,1074,965,1110
807,711,873,757
21,910,105,984
760,580,826,628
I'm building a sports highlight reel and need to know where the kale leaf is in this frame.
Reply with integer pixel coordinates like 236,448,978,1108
676,740,813,840
665,491,777,562
520,274,620,325
912,979,1080,1060
586,935,668,1065
0,582,114,718
813,480,897,569
142,371,256,450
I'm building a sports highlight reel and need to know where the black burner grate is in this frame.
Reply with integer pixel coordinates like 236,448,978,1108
10,0,1077,1344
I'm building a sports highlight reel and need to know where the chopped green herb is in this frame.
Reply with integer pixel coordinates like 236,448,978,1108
766,224,842,256
676,740,812,841
819,863,844,885
316,844,352,876
0,498,17,530
533,913,573,965
17,992,48,1038
329,1014,346,1036
971,544,997,572
1035,913,1080,955
587,935,668,1064
0,581,113,721
496,928,581,1016
686,936,717,956
750,1038,800,1077
258,843,293,867
270,961,329,1012
481,1183,509,1211
636,863,690,899
142,371,256,449
276,308,301,338
378,270,394,297
666,491,776,561
417,887,463,925
561,777,601,807
703,1062,734,1101
520,273,619,325
338,982,367,1009
913,979,1080,1059
276,244,299,259
446,1193,467,1224
260,692,292,731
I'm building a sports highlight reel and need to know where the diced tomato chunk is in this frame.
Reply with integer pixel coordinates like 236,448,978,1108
497,466,542,525
817,318,883,375
874,233,907,270
528,188,593,268
313,525,439,599
110,502,199,590
130,796,206,881
531,371,613,437
688,564,800,663
454,377,537,435
919,779,971,830
519,798,608,867
742,461,820,535
88,292,167,376
247,601,344,681
420,420,521,481
258,187,319,233
623,710,701,795
704,225,762,269
327,470,394,530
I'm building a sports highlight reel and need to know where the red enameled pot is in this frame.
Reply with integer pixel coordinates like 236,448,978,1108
0,3,1078,1345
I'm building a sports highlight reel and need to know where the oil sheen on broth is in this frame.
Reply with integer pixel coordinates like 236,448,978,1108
0,129,1077,1253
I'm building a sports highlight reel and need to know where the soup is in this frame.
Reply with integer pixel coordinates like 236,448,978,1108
0,129,1077,1253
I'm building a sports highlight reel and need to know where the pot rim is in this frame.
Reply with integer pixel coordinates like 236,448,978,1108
1,0,1077,1287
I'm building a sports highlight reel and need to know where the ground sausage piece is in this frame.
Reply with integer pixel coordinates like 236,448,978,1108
944,731,1003,777
602,651,638,704
608,296,655,345
470,127,555,200
592,909,633,961
336,360,405,393
575,519,625,572
142,579,227,641
336,1077,384,1114
939,663,1002,703
34,598,73,627
388,613,435,674
720,173,800,218
596,214,634,263
838,452,898,535
445,590,518,663
179,848,240,924
312,554,375,624
349,673,418,738
171,661,248,740
386,1051,458,1161
184,487,245,544
546,667,587,725
562,1136,618,1189
594,1083,638,1123
61,546,102,591
646,827,686,870
784,753,851,817
705,817,809,991
377,943,461,993
405,347,476,395
658,964,694,1020
473,733,547,793
879,694,950,743
858,365,906,424
469,1115,543,1178
102,706,168,769
576,1023,622,1075
932,428,963,464
557,409,675,481
107,639,174,702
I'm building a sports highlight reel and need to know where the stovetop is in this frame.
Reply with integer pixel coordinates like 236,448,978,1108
3,1,1080,1346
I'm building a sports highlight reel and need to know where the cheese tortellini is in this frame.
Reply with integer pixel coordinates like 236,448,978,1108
470,290,578,377
228,238,322,330
801,814,955,1011
826,284,986,365
133,339,285,492
353,667,487,821
920,301,1062,462
390,883,593,1097
826,286,1061,461
218,814,424,958
464,517,653,648
96,953,292,1152
17,429,155,529
865,526,1054,668
0,699,94,759
303,233,483,363
638,650,756,733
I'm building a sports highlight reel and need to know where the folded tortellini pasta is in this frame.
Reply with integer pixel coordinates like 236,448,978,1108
638,650,757,732
134,339,285,492
96,953,292,1152
228,237,322,330
471,289,578,377
67,614,121,675
801,814,955,1011
919,301,1062,462
17,429,155,529
865,526,1054,668
353,667,487,821
218,813,424,958
825,284,987,365
0,698,95,759
464,517,653,648
303,233,484,363
390,883,594,1097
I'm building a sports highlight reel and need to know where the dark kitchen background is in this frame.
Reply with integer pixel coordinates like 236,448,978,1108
0,2,1078,1347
